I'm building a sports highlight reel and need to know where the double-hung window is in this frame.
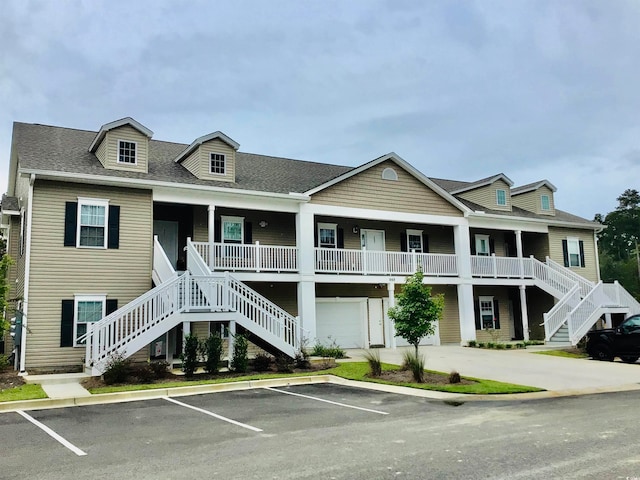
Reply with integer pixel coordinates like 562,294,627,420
496,189,507,207
221,216,243,244
77,198,109,248
475,234,490,256
74,295,105,346
118,140,137,164
479,296,496,329
406,229,424,253
318,223,337,249
567,237,581,267
541,195,551,211
210,153,226,175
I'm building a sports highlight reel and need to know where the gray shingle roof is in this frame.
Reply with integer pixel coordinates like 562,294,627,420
1,194,19,212
12,122,353,194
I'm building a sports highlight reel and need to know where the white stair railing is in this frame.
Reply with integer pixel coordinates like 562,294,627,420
545,257,594,297
541,284,581,341
152,236,177,285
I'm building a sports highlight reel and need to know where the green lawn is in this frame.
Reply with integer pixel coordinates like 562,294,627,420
533,350,589,359
0,384,48,402
89,362,542,395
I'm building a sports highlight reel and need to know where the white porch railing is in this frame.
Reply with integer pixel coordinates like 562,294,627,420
191,241,298,272
314,247,458,276
542,284,581,341
545,257,594,296
152,236,177,285
470,255,533,278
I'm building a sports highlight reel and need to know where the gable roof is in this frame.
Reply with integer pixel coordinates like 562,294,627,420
303,152,470,213
1,194,20,215
174,131,240,163
88,117,154,153
446,173,514,194
512,180,558,195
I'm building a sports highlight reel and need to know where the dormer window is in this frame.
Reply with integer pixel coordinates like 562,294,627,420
541,194,550,211
118,140,137,164
210,153,226,175
496,189,507,206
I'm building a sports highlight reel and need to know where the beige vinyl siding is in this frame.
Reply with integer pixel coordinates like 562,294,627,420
311,160,462,216
526,287,554,340
548,227,598,282
245,282,298,316
25,180,153,369
473,287,512,343
179,139,236,182
103,125,149,174
3,216,22,352
431,285,459,344
469,229,507,256
95,136,107,167
512,186,555,215
193,205,208,242
458,179,512,212
181,149,201,180
523,232,550,260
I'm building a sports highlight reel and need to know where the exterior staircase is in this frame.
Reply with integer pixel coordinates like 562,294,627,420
535,258,640,345
83,239,304,375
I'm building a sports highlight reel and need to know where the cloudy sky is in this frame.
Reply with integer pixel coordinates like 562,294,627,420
2,0,639,219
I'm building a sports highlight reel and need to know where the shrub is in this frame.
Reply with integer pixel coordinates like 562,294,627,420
363,349,382,377
487,342,495,349
230,333,249,373
201,333,224,374
0,353,9,371
102,352,130,385
496,343,506,350
467,340,477,348
275,354,294,373
129,364,154,383
149,360,170,379
181,334,200,377
252,352,273,372
402,350,425,383
505,344,513,350
311,337,346,359
449,371,461,384
294,351,310,369
477,342,485,348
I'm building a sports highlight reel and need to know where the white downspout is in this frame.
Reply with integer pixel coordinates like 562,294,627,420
19,174,35,374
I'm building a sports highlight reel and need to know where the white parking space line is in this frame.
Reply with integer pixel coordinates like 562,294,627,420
17,410,87,456
163,397,263,432
264,387,390,415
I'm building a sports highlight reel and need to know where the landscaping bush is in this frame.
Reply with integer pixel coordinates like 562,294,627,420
252,352,273,372
311,337,346,359
149,360,170,379
467,340,477,348
294,350,310,369
403,350,425,383
449,371,461,384
129,363,154,383
230,333,249,373
201,333,224,374
181,334,199,378
102,352,130,385
363,349,382,377
275,354,294,373
0,353,9,371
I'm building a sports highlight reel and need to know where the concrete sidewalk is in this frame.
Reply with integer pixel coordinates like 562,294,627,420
346,345,640,391
24,372,92,399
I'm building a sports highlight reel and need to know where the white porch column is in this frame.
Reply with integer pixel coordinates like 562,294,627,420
453,224,472,279
297,281,317,342
515,230,523,258
208,205,216,270
183,321,191,340
519,285,530,341
387,281,397,349
604,313,612,329
227,321,236,369
457,283,476,344
296,208,315,275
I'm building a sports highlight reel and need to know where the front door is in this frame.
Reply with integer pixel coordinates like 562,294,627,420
154,220,180,270
361,230,385,273
368,298,385,347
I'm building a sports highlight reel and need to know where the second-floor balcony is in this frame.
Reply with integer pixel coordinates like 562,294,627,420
189,241,538,279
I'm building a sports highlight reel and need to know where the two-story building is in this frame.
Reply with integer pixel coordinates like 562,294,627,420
3,118,638,374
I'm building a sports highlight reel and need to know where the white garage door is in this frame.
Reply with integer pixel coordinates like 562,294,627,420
316,299,367,349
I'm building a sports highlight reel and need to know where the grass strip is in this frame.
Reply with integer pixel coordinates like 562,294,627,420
533,350,589,359
0,384,48,402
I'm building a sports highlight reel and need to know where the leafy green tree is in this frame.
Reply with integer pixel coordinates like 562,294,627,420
388,271,444,356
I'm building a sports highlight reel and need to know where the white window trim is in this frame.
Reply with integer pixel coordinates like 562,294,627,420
381,167,398,181
117,139,138,165
210,152,226,175
496,189,507,206
361,229,386,250
73,294,106,347
221,215,244,244
478,296,496,330
541,194,551,211
406,229,424,253
475,234,490,256
567,236,581,268
76,197,110,249
318,222,338,249
19,207,25,257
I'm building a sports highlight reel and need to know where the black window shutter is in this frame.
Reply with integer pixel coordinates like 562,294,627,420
471,240,476,255
214,218,221,243
578,240,585,267
64,202,78,246
474,299,481,330
106,299,118,315
422,234,429,253
562,239,569,267
337,227,344,249
60,300,74,347
400,232,408,252
244,222,252,244
489,237,495,254
493,298,500,329
108,205,120,249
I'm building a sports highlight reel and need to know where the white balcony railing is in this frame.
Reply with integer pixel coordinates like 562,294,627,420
470,255,533,279
191,241,298,273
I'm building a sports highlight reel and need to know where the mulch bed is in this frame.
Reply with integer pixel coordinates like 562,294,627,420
0,369,25,392
375,369,476,385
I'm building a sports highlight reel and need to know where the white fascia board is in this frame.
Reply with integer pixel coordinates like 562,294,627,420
302,202,468,226
173,131,240,163
89,117,154,152
303,152,470,214
468,215,549,233
1,209,20,216
19,168,309,207
313,274,459,285
450,174,514,194
471,278,536,287
467,211,600,231
512,180,558,195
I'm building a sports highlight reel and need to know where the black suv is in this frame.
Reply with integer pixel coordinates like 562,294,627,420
586,315,640,363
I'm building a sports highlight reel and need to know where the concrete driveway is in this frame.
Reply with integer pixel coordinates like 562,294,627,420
346,345,640,391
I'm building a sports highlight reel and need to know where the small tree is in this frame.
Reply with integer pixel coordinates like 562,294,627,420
180,334,199,377
388,270,444,356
